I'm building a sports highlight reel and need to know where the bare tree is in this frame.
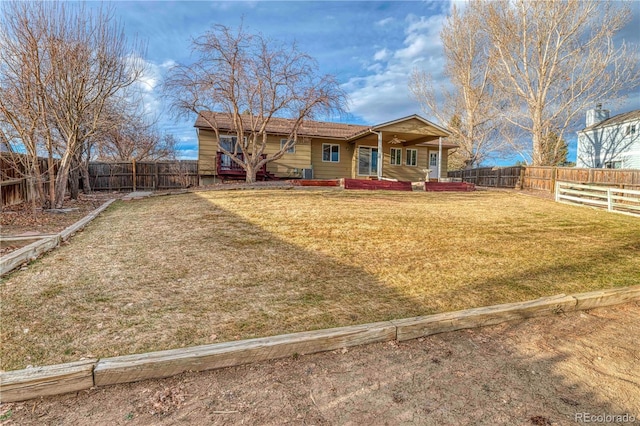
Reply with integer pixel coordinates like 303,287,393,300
0,1,145,208
410,3,507,170
477,0,640,166
164,24,347,183
95,101,177,162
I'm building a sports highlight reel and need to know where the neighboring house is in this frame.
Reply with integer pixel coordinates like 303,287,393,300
195,112,454,184
576,105,640,169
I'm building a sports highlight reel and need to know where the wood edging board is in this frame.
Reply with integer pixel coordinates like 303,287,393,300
0,359,97,403
58,199,115,241
0,236,59,276
391,294,577,342
0,199,115,276
1,285,638,402
93,321,396,387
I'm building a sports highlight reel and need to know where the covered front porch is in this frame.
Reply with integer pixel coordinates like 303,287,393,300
346,115,455,181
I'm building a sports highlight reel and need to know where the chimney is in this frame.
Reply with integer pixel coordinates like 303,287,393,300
586,103,610,127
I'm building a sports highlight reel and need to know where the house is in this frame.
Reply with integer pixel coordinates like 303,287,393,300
195,112,454,184
576,105,640,169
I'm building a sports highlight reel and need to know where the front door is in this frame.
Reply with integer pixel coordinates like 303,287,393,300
429,152,439,180
358,146,378,177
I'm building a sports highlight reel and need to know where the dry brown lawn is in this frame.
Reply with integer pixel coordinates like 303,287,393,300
1,189,639,371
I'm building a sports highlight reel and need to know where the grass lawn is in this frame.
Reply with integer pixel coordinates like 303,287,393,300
1,189,639,371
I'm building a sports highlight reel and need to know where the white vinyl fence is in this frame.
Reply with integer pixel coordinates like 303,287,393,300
555,181,640,217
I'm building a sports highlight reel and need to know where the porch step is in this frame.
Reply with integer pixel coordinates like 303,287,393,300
425,182,475,192
344,179,412,191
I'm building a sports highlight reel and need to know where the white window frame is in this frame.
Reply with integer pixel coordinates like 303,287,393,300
280,139,295,154
390,147,402,166
322,143,340,162
406,149,418,167
604,160,623,169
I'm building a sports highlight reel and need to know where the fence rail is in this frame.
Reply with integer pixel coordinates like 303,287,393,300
555,181,640,217
448,166,640,192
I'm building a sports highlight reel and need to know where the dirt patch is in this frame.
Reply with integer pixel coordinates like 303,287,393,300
1,301,638,425
1,193,119,237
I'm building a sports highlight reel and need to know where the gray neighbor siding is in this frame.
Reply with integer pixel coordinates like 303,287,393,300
577,108,640,169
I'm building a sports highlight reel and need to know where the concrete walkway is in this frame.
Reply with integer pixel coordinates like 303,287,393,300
121,191,153,201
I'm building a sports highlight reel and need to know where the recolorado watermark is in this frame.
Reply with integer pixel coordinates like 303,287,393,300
575,412,636,423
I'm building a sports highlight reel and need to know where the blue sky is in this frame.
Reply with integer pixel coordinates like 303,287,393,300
108,0,640,165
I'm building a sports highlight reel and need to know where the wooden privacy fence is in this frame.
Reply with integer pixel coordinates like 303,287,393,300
447,166,523,188
448,166,640,193
88,160,198,192
1,157,198,207
555,181,640,217
1,155,58,209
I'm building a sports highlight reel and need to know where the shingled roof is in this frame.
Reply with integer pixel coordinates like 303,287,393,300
194,111,369,139
581,109,640,132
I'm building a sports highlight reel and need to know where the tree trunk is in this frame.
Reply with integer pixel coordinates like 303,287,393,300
69,164,80,200
81,162,92,193
69,152,81,200
47,152,56,209
245,162,257,184
53,150,74,208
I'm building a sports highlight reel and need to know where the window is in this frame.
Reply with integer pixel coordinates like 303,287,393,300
429,152,438,168
604,161,623,169
322,144,340,162
280,139,295,154
631,125,637,135
219,135,238,152
406,149,418,167
390,148,402,165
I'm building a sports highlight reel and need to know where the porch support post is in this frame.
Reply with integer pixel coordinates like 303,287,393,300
437,136,442,182
377,131,383,179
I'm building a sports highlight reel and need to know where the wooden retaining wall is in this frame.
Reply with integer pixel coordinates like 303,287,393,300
343,179,412,191
2,285,638,403
0,199,115,276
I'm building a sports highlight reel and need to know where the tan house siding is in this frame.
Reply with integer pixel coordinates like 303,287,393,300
311,139,353,179
263,135,312,178
198,129,218,175
383,146,429,181
198,131,312,178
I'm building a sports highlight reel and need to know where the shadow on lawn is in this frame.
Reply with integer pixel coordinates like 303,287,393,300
2,191,638,421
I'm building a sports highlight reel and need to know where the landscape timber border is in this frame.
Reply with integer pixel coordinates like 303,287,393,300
0,199,116,277
1,285,638,403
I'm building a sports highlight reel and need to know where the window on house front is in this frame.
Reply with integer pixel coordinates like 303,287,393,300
631,125,637,135
604,161,623,169
390,148,402,165
280,139,295,154
406,149,418,167
322,144,340,162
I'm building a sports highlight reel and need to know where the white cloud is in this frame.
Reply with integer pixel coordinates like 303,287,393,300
373,48,391,61
344,12,448,124
375,17,394,26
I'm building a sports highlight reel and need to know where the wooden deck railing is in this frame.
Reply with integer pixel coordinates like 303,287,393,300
216,152,268,177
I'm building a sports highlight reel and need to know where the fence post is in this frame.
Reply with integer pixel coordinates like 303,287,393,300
607,188,613,212
155,163,159,190
551,167,558,194
132,159,137,192
555,181,561,202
